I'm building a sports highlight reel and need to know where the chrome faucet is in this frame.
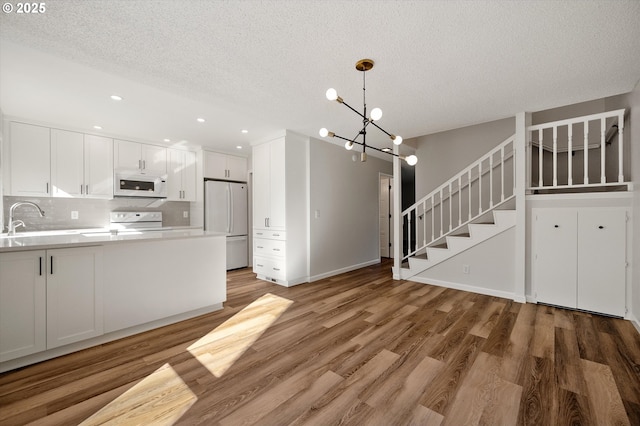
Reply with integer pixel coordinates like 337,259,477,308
7,201,45,235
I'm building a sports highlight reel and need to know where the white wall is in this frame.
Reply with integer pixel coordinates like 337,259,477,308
414,228,516,299
410,117,515,199
629,84,640,325
308,138,392,280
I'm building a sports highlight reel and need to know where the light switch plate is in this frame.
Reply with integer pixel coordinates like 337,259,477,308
183,211,189,218
71,211,79,220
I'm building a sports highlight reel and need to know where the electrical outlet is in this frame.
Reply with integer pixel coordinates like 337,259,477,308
71,211,79,220
315,209,320,219
183,211,189,218
463,264,470,274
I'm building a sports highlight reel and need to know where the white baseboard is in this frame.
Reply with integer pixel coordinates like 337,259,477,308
409,276,516,301
629,312,640,334
526,295,537,303
309,259,381,282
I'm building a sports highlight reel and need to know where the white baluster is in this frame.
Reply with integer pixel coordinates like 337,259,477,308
568,124,573,186
584,121,589,184
489,155,494,208
538,129,543,187
478,163,482,215
422,200,427,248
407,212,412,256
439,188,443,237
458,176,462,226
449,182,452,232
618,113,624,182
431,195,435,242
500,146,505,201
468,170,472,221
553,126,558,187
600,117,606,184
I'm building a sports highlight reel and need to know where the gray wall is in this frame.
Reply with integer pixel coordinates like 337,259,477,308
629,84,640,324
308,138,392,279
410,117,515,200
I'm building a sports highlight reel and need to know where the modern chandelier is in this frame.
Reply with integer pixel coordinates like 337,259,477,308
319,59,418,166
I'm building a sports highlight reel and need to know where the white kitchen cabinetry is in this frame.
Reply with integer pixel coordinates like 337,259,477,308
114,139,167,174
252,131,307,286
0,247,103,361
533,207,627,317
204,151,247,181
8,122,51,197
0,251,46,362
51,130,114,199
167,148,196,201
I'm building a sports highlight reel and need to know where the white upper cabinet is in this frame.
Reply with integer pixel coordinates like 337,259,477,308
114,140,167,174
204,151,247,181
8,122,51,197
50,129,113,199
253,138,285,230
167,148,196,201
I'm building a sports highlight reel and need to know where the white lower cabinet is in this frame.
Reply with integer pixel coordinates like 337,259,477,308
0,247,103,362
533,207,627,317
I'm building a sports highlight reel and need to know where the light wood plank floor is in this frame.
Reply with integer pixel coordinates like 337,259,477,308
1,260,640,425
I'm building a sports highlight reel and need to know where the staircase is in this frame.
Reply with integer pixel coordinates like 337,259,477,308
400,135,516,280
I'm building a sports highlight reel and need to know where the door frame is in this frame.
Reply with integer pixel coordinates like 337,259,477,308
379,173,393,258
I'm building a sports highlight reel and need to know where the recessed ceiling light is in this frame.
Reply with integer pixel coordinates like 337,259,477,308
163,138,171,143
197,118,205,123
110,95,123,101
241,129,248,134
236,145,243,149
93,125,102,130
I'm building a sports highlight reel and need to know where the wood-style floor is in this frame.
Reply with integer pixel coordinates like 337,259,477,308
1,260,640,425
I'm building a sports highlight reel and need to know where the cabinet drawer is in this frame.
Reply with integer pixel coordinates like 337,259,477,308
253,230,286,240
254,239,286,258
254,257,286,280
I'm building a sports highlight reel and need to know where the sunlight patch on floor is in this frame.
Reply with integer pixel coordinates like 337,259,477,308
79,363,197,426
188,293,293,377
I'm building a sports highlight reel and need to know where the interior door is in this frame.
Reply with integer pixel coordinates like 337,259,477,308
533,208,578,308
380,175,393,258
577,208,626,316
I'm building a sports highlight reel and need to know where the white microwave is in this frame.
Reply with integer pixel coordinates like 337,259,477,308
114,171,167,198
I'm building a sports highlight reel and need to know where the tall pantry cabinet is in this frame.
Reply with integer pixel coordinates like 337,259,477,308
252,131,308,286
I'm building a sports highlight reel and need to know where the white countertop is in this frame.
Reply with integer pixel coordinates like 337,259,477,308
0,227,226,252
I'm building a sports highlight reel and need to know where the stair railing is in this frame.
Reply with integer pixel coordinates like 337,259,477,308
528,109,627,190
402,135,515,261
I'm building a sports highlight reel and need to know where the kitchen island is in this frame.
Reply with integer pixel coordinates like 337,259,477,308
0,229,226,372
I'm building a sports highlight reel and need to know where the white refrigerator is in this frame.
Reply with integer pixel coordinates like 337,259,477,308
204,180,248,270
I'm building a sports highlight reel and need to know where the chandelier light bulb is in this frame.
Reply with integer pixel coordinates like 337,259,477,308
370,108,383,121
319,128,329,137
326,88,338,101
345,141,354,150
405,155,418,166
393,135,403,145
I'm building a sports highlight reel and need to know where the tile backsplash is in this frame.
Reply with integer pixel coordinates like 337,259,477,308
2,196,191,232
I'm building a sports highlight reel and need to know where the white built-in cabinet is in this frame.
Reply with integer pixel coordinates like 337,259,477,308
167,149,197,201
114,139,167,174
6,122,113,199
51,129,114,199
203,151,247,181
252,138,286,230
252,132,307,286
0,247,103,362
8,122,51,196
533,207,627,317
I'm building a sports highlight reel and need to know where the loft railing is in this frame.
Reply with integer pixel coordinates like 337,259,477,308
402,135,515,261
528,109,628,190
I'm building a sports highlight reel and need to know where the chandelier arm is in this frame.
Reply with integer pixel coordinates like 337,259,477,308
340,99,368,121
369,121,394,138
331,133,400,158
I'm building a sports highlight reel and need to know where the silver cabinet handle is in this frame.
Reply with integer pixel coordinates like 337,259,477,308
273,248,280,252
257,263,264,267
273,267,280,271
46,182,49,193
50,256,53,275
86,184,89,195
257,246,264,249
81,184,84,194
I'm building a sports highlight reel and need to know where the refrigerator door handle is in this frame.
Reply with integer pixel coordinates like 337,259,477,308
226,184,232,233
229,184,234,233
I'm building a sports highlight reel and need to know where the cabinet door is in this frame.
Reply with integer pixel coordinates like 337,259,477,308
204,151,228,180
142,144,167,174
226,155,247,181
51,129,84,198
167,148,184,201
577,209,626,316
84,134,114,199
182,150,197,201
252,143,271,228
268,138,286,230
533,209,578,308
46,247,103,349
0,251,46,362
114,139,142,170
9,122,51,196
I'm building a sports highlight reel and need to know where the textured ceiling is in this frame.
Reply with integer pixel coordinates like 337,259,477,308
1,0,639,156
